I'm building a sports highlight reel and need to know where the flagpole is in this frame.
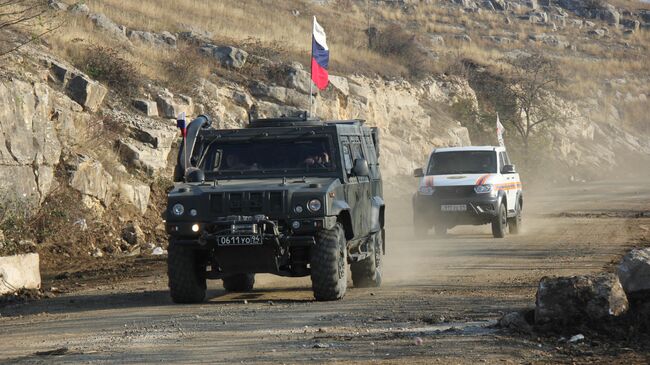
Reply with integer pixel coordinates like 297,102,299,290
309,16,314,118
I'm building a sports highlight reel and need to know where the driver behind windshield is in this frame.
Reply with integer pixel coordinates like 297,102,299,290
224,154,248,170
303,151,330,168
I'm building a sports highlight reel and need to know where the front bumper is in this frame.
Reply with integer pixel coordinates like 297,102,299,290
166,216,336,275
413,193,499,225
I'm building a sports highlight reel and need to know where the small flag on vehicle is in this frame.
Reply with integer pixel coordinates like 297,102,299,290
311,16,329,90
176,112,187,137
496,113,505,147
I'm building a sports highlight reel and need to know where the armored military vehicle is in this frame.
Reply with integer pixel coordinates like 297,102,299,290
166,113,385,302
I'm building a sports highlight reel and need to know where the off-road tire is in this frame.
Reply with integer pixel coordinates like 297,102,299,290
508,200,522,234
168,245,206,303
311,223,347,301
351,231,383,288
434,223,447,237
492,202,507,238
222,274,255,292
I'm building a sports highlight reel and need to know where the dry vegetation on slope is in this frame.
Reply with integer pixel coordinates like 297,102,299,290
41,0,649,134
48,1,649,77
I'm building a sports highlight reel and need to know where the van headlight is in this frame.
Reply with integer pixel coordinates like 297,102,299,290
418,186,435,195
474,185,493,194
172,203,185,216
307,199,322,212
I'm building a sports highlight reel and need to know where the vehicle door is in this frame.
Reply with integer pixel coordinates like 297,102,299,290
499,151,517,212
341,137,360,238
348,135,372,237
362,130,382,197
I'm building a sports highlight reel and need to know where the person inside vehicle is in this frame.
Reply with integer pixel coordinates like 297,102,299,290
303,151,330,168
225,154,248,170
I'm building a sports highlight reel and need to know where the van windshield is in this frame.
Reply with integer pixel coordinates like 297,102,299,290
427,151,497,175
197,137,336,177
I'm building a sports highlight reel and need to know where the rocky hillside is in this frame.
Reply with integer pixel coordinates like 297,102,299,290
0,0,648,260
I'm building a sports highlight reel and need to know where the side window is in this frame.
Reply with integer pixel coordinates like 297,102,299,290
364,134,376,164
498,152,506,173
350,144,364,161
504,151,512,165
349,136,364,161
363,134,379,178
426,153,435,175
342,144,353,174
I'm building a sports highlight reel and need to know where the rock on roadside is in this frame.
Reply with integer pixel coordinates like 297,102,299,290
535,273,629,327
0,253,41,295
617,248,650,298
498,310,534,333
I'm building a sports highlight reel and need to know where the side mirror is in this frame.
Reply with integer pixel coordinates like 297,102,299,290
502,164,516,174
352,158,370,177
413,168,424,177
185,168,205,183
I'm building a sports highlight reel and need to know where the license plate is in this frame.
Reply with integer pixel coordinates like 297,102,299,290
441,204,467,212
217,235,263,246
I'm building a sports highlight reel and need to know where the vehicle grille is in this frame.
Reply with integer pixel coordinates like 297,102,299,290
210,191,285,216
435,186,475,199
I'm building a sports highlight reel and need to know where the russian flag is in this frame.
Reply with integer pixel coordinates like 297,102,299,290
311,16,329,90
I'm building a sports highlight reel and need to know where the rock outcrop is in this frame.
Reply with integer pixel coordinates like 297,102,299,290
70,158,114,207
156,91,194,119
199,45,248,69
67,75,108,112
0,79,65,209
128,30,177,48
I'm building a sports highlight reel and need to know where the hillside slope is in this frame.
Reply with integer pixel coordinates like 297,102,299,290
0,0,648,264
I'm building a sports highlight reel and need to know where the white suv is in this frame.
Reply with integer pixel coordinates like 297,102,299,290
412,146,522,238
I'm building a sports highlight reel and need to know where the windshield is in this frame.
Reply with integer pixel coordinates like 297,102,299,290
427,151,497,175
197,137,335,176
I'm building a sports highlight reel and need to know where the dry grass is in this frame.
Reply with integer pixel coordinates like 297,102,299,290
38,0,648,100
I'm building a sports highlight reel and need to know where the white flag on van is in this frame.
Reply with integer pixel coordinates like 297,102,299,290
496,113,505,147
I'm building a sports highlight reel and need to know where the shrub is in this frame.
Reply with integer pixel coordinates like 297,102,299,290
162,45,211,93
368,24,433,78
79,45,140,95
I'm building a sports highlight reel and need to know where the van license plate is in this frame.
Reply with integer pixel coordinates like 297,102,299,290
217,235,263,246
441,204,467,212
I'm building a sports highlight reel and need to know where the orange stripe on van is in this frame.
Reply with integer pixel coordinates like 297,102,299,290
495,182,522,191
475,174,490,186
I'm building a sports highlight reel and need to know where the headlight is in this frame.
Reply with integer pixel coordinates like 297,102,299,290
294,205,304,214
191,224,200,232
418,186,435,195
307,199,322,212
172,203,185,216
291,221,301,229
190,209,198,216
474,185,493,194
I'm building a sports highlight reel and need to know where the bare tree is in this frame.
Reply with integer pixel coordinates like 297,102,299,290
503,53,564,152
0,0,59,57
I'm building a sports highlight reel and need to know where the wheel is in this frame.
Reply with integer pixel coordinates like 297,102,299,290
168,245,206,303
222,274,255,292
351,231,383,288
508,200,522,234
492,202,507,238
434,223,447,237
310,223,348,301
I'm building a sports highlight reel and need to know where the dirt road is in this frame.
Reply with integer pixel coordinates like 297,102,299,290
1,180,649,364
